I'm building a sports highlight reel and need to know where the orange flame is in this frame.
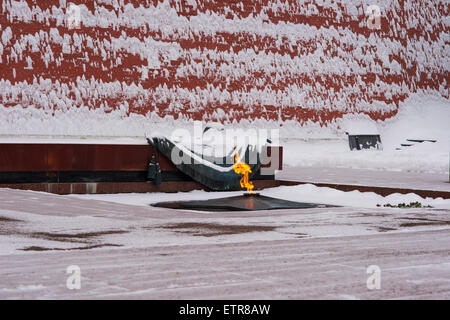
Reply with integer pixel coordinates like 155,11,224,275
233,151,254,192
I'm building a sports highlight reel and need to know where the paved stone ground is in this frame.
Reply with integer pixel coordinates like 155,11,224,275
0,188,449,299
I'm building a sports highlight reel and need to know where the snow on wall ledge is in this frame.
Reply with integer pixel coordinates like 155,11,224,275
0,0,448,134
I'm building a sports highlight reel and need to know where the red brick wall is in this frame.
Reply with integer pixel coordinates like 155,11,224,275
0,0,448,125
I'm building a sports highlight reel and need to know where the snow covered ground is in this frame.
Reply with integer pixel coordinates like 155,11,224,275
281,95,450,174
0,187,449,299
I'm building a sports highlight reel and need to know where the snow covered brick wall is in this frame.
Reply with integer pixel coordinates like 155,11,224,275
0,0,448,127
